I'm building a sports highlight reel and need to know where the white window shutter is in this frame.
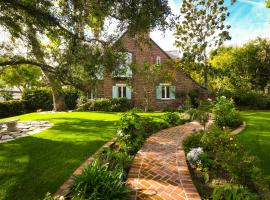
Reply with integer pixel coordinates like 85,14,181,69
126,86,132,99
127,52,132,64
126,67,132,77
156,86,162,99
112,86,118,98
170,86,176,99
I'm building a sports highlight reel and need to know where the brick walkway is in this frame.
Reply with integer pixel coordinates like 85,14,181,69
126,122,203,200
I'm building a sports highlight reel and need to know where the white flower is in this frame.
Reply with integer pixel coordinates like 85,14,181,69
187,147,204,164
117,129,124,137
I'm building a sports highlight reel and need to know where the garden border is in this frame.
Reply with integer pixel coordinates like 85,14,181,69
231,121,246,135
54,139,116,198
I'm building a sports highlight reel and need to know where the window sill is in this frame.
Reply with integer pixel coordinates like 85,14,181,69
160,98,172,100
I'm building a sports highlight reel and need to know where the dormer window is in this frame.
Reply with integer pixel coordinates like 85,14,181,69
156,56,161,65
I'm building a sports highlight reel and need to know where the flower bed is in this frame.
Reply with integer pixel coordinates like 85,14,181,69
182,97,270,200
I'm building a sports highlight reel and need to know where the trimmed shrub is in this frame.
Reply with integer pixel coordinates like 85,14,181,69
0,100,25,119
219,90,270,110
163,112,182,126
77,98,132,112
63,89,79,110
213,96,242,129
22,89,53,112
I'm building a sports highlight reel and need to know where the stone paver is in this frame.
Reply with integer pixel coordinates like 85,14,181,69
0,121,52,143
127,122,203,200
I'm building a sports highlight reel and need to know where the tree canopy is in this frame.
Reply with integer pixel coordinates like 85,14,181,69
210,38,270,92
175,0,231,88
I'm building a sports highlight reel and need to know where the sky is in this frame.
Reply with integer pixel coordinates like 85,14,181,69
151,0,270,51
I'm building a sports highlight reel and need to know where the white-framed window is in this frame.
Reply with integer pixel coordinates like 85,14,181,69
156,56,161,65
161,83,170,99
156,84,176,100
112,84,132,99
117,84,127,98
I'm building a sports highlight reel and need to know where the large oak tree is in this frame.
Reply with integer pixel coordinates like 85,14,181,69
0,0,171,110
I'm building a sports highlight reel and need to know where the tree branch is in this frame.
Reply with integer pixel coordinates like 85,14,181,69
0,59,55,73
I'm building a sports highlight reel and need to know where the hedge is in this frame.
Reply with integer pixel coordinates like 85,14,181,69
0,100,25,119
76,98,132,112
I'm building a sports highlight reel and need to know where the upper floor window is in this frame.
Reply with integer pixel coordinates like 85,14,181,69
156,56,161,65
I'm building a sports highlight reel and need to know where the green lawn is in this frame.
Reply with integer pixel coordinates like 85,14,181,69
238,111,270,177
0,111,164,200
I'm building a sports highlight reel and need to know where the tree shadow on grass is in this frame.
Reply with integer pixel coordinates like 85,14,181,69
0,118,117,200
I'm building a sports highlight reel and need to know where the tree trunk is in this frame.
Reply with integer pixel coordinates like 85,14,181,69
203,64,209,89
43,71,67,111
52,91,66,111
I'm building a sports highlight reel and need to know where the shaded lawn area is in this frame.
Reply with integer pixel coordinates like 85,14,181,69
0,111,164,200
238,111,270,177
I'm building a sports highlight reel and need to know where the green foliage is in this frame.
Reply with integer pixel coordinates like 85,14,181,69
220,90,270,110
64,89,79,110
0,100,25,118
76,98,132,112
0,65,43,91
213,96,242,129
183,125,270,198
210,38,270,92
182,131,203,152
22,89,53,112
188,90,200,108
0,90,13,101
162,112,182,126
212,184,259,200
175,0,231,87
70,161,128,200
96,148,132,177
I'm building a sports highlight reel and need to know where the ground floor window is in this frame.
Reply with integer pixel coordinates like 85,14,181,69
113,84,132,99
156,84,176,100
161,85,170,99
118,85,127,98
87,89,97,99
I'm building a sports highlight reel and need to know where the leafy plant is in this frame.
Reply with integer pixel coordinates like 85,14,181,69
213,96,242,129
212,184,259,200
96,147,132,178
70,161,128,200
163,112,182,126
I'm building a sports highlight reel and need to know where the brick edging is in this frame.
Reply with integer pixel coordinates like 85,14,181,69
54,140,115,198
231,121,246,136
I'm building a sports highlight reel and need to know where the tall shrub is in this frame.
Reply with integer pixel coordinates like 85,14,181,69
213,96,242,129
22,89,53,112
0,100,25,118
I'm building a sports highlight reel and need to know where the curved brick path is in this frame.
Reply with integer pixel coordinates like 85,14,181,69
126,122,203,200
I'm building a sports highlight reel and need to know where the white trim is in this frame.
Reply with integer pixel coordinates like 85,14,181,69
160,84,171,100
116,83,127,86
156,56,161,64
115,84,127,98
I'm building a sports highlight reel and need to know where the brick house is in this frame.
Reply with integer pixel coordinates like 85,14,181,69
90,32,207,110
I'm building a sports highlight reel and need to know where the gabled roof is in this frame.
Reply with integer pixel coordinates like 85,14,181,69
119,31,207,90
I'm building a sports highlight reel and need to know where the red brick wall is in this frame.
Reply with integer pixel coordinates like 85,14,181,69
98,32,206,110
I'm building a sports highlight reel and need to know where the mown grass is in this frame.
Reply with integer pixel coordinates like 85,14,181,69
0,111,163,200
238,111,270,177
